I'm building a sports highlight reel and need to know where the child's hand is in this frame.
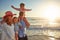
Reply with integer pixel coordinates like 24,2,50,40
29,9,32,11
11,5,14,8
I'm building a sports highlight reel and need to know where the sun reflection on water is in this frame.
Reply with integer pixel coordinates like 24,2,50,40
49,37,55,40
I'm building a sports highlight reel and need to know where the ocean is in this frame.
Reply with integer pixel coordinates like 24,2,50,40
26,17,60,40
0,17,60,40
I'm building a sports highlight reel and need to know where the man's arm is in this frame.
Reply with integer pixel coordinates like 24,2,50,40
11,5,20,11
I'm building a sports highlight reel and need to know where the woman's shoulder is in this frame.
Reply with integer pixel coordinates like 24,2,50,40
2,22,7,26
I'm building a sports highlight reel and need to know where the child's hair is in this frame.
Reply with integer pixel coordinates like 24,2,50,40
13,17,18,22
20,3,25,6
13,17,17,19
19,12,24,16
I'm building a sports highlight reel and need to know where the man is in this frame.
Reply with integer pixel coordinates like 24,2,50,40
18,12,30,40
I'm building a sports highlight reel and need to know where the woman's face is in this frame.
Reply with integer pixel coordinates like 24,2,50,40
7,16,12,23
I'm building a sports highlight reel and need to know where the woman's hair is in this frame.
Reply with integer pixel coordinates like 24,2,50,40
5,17,8,22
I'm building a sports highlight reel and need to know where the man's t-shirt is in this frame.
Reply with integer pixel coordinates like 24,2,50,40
18,20,27,37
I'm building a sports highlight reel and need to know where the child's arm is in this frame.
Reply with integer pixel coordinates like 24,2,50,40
25,9,32,11
15,32,18,40
23,17,30,28
11,5,20,11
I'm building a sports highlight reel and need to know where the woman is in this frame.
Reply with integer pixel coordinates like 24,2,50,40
1,11,16,40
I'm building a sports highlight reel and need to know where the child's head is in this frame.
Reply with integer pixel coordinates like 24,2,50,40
13,17,18,23
20,3,25,8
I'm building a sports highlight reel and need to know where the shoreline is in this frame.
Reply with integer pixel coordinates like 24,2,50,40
28,35,60,40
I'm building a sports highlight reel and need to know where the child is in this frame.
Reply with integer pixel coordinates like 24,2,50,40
13,17,19,40
13,17,22,40
11,3,31,15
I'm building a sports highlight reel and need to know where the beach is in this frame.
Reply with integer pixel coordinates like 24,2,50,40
28,35,60,40
0,25,60,40
0,17,60,40
26,25,60,40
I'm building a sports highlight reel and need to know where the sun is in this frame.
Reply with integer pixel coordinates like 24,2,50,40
43,5,58,24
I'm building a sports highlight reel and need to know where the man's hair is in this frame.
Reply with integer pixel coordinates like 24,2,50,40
20,3,25,6
19,12,24,16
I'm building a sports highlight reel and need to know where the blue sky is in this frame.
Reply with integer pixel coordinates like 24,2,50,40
0,0,60,18
0,0,42,17
0,0,34,17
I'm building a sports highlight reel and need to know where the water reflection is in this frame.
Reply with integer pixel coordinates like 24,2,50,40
27,27,60,40
48,32,55,36
49,37,55,40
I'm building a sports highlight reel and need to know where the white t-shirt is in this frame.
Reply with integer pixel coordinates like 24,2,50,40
2,23,15,40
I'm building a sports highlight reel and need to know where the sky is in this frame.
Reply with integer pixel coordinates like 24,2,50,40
0,0,60,18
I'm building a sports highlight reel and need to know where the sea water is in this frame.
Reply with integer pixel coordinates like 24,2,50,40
26,17,60,40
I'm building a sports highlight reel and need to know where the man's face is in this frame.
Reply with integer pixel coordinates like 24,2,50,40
19,14,24,18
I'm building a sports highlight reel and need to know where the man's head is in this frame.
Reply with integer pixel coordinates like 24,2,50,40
19,12,25,17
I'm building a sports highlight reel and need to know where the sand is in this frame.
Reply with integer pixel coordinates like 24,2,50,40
28,35,60,40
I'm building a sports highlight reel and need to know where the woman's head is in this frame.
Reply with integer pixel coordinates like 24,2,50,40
3,11,16,25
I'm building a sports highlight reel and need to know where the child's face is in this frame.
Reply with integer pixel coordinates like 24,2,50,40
20,5,24,8
13,18,18,23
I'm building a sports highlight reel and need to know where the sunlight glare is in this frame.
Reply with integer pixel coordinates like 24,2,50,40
43,5,58,25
